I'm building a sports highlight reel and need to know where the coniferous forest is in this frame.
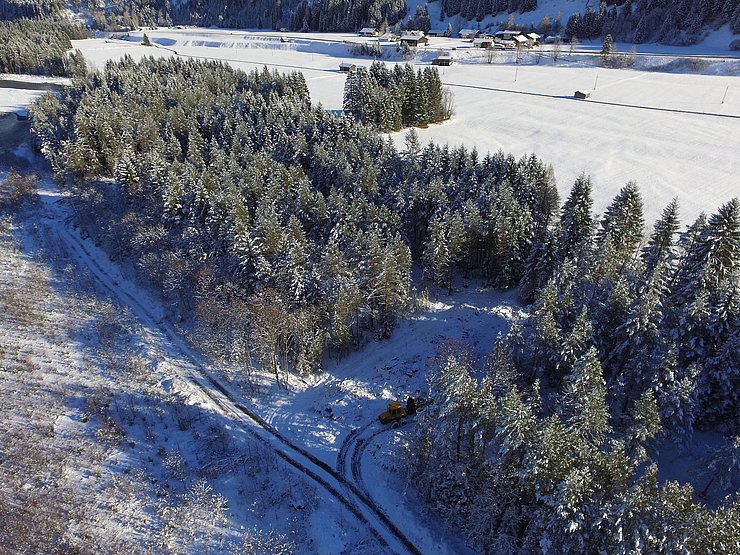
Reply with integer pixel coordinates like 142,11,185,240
343,62,453,131
0,0,63,20
0,19,88,76
29,57,739,553
3,0,738,45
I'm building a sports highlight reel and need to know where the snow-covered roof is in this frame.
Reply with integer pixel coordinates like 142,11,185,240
544,34,563,43
459,28,480,36
512,35,528,44
525,33,541,40
494,29,521,37
359,27,377,34
402,30,426,38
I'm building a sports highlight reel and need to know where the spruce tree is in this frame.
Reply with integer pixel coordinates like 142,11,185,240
560,347,610,445
600,33,614,64
642,198,680,280
595,181,645,269
556,174,595,265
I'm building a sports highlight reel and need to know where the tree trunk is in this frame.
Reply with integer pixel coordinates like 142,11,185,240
456,418,462,462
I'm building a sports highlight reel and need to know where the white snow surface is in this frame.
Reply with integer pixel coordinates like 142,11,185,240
65,27,740,224
0,75,70,117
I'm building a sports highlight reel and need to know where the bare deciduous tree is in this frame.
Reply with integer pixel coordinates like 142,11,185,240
486,46,498,64
552,39,563,63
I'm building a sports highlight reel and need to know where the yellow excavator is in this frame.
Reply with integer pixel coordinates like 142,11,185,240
378,401,407,427
378,396,422,427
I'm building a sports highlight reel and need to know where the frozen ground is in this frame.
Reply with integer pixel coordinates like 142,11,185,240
0,74,71,117
68,27,740,224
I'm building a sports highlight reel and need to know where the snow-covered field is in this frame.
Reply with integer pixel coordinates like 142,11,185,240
0,75,70,117
67,27,740,223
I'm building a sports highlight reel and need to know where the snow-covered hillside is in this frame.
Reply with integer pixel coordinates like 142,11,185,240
0,154,520,553
1,18,738,554
0,178,383,552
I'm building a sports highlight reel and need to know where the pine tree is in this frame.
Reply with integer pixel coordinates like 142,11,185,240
691,198,739,294
607,270,665,391
560,347,610,444
595,181,645,269
653,347,699,436
557,306,594,382
529,282,562,380
626,389,662,464
600,33,614,64
701,327,740,421
519,229,557,304
343,69,361,120
641,198,680,280
668,200,739,370
484,182,534,287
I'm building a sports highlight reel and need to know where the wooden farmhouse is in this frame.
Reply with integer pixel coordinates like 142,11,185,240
512,34,529,48
432,54,454,66
493,29,522,41
399,31,429,47
339,62,357,73
358,27,378,37
524,33,541,46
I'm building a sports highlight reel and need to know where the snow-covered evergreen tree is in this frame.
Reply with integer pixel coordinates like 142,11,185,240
559,347,610,445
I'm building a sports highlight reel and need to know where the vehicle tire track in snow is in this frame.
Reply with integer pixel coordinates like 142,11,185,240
351,429,386,500
43,194,422,555
338,423,388,504
337,424,364,479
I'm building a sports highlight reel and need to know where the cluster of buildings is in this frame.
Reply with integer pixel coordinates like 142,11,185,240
359,27,431,47
357,27,542,50
344,27,546,71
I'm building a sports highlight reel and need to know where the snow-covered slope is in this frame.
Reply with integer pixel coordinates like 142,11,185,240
0,176,386,552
